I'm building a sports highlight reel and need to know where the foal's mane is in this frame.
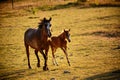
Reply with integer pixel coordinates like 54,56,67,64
58,31,66,40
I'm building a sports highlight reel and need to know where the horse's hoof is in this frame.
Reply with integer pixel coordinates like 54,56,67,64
37,65,40,67
43,66,49,71
29,66,32,69
37,63,40,67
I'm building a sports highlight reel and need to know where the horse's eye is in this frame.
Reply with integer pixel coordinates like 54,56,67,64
67,33,70,37
45,24,47,27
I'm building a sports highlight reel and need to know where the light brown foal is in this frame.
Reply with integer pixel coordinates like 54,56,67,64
49,29,71,66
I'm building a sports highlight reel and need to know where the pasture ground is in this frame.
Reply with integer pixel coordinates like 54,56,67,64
0,1,120,80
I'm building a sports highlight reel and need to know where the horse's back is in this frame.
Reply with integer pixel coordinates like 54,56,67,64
24,28,39,49
24,28,37,41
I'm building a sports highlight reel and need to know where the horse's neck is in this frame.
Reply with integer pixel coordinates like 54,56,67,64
36,28,48,41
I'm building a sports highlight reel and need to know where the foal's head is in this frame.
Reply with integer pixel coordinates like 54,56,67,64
39,17,52,37
64,29,71,42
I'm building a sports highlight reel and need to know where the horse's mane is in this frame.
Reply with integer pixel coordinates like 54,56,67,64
38,19,44,29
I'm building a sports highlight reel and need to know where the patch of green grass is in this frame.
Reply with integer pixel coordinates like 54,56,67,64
37,2,79,11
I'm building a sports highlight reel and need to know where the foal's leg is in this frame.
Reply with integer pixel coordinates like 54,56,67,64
25,44,31,69
51,47,58,66
61,47,71,66
34,50,40,67
40,50,49,71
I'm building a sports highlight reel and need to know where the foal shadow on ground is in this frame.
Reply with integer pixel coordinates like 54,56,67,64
84,70,120,80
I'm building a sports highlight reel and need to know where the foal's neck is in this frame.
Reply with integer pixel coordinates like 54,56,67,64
59,32,66,41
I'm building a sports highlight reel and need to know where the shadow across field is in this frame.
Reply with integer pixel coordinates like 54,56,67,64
80,31,120,38
0,69,24,80
91,31,120,38
84,70,120,80
0,69,42,80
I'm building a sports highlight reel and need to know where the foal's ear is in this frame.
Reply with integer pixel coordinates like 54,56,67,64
64,29,66,32
49,17,52,21
69,29,70,31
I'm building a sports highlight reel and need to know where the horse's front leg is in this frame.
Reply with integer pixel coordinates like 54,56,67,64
45,48,49,68
34,50,40,67
40,50,49,71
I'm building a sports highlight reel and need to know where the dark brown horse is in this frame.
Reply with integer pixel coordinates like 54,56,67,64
49,29,71,66
24,17,52,71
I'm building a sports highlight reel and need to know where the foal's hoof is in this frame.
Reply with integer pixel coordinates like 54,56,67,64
43,66,49,71
68,63,71,66
56,64,59,66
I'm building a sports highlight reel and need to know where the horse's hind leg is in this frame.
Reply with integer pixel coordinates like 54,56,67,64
25,43,31,69
34,50,40,67
61,48,71,66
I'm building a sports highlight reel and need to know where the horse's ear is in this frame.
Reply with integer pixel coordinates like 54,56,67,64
49,17,52,21
43,17,46,21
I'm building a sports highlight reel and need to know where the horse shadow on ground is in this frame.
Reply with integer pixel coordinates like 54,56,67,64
84,70,120,80
0,68,43,80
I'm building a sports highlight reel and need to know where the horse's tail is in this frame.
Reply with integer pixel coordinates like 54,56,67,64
24,31,27,47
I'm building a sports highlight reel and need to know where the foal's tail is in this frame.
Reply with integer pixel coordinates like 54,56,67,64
48,38,56,49
48,38,52,48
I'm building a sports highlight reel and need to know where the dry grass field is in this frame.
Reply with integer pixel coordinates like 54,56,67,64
0,0,120,80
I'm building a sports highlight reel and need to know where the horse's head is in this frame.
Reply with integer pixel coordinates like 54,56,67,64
39,17,52,37
43,17,52,37
64,29,71,42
